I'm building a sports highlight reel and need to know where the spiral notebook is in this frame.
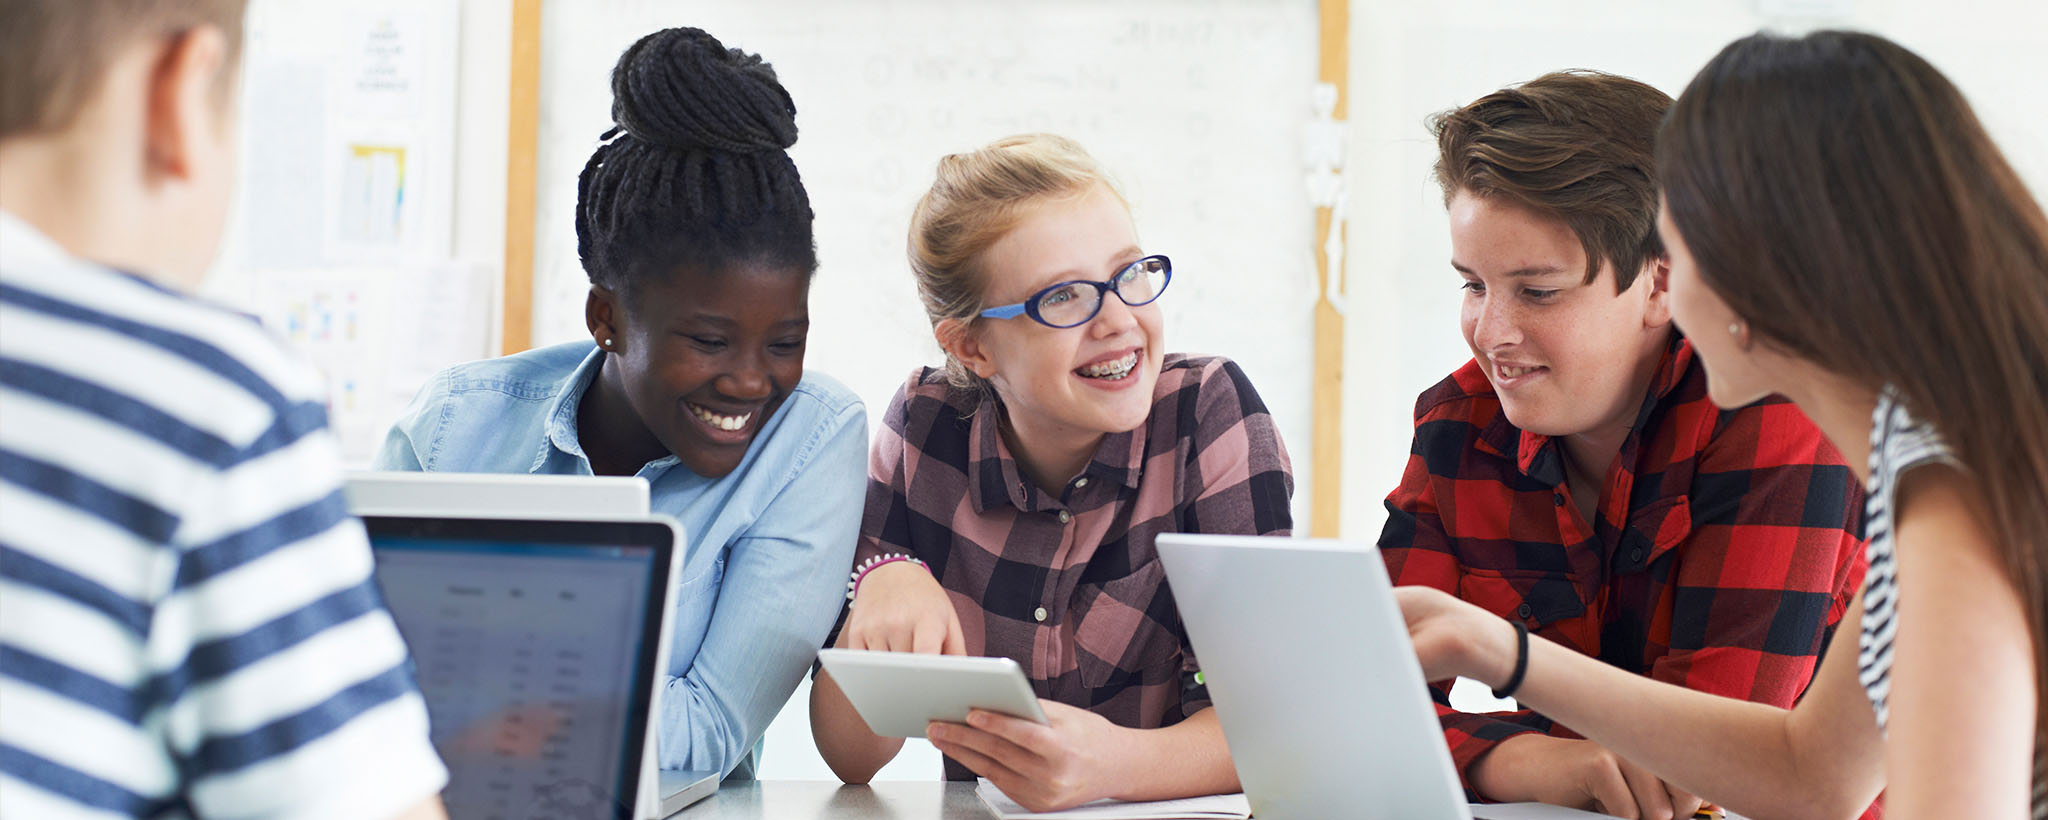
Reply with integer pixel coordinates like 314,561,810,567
975,780,1251,820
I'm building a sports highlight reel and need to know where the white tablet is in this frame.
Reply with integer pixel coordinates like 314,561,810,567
817,649,1049,738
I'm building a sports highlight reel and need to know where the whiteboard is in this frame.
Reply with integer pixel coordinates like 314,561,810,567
531,0,1322,526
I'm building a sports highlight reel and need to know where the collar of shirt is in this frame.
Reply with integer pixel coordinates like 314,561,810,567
1476,335,1697,487
965,393,1146,514
536,344,682,477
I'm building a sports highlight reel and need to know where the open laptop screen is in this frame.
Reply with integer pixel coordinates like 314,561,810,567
365,516,673,820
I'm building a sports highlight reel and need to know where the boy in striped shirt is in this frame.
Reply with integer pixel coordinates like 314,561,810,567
0,1,448,818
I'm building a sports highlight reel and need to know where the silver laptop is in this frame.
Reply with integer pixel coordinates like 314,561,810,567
365,513,717,819
1157,534,1617,820
346,470,652,519
655,769,719,818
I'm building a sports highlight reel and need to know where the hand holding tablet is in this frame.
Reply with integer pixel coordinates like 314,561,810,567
816,648,1049,738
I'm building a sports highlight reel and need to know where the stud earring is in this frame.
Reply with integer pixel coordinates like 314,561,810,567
602,338,613,348
1727,322,1743,337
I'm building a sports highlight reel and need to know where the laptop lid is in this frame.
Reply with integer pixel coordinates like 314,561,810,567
365,515,680,820
656,769,719,817
346,471,651,519
1157,534,1473,820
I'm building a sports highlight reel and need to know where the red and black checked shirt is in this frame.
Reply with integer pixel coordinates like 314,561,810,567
1380,337,1869,799
845,354,1293,780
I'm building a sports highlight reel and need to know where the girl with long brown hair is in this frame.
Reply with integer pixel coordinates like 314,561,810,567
1396,30,2045,819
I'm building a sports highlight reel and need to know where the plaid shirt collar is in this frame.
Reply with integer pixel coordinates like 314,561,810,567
1475,335,1697,487
967,394,1147,514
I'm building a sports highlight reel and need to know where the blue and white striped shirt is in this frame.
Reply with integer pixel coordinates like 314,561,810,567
1860,388,2046,819
0,213,447,820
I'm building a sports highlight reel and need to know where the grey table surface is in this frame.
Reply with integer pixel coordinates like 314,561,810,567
673,780,996,819
668,779,1742,820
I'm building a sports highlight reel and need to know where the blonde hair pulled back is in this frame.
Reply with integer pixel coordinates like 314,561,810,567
906,133,1125,393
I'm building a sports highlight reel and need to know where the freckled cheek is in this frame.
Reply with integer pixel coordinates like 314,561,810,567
1036,338,1079,378
1136,306,1166,347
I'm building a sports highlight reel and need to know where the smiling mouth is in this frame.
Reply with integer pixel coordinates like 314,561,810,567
687,402,753,432
1076,351,1140,381
1495,363,1547,381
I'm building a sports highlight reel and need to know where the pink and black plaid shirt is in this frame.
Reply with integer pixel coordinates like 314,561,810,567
840,354,1293,780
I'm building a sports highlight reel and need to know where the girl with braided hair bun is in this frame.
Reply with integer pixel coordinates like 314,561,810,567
376,27,866,779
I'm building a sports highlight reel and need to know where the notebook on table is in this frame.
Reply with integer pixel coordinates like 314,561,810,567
975,780,1250,819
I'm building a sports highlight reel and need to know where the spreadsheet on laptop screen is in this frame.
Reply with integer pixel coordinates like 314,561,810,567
371,538,657,820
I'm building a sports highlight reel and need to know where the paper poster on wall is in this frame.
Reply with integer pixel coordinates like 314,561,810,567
269,275,375,452
346,11,428,121
229,1,456,269
324,3,457,262
235,58,328,271
340,143,408,247
222,0,473,464
261,262,492,464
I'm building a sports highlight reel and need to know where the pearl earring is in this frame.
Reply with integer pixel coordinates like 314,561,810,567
602,338,613,348
1727,322,1743,337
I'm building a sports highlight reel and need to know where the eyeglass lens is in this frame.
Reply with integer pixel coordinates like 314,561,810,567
1034,257,1169,327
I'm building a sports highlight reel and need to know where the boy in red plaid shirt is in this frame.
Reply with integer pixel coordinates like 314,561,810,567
1378,71,1870,818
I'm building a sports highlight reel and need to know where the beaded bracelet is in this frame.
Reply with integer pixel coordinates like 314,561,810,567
847,553,929,604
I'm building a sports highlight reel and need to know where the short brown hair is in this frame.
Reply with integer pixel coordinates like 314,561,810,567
1431,70,1670,291
0,0,247,139
907,133,1125,393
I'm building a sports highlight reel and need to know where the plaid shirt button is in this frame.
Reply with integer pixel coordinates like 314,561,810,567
1074,477,1089,488
1552,493,1564,507
1516,603,1533,619
1034,607,1048,622
1057,510,1071,523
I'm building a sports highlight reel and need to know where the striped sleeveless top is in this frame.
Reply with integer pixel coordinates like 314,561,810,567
1861,389,2045,818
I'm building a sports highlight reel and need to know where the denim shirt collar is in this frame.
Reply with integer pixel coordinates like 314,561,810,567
538,344,682,476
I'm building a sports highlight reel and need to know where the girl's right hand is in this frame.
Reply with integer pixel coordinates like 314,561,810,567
1393,585,1518,686
838,561,967,655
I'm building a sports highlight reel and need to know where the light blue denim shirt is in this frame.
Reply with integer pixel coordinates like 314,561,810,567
375,341,865,777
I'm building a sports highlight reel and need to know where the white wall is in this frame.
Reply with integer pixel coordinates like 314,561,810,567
1335,0,2048,544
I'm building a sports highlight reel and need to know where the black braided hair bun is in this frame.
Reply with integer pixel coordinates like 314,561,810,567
576,27,816,291
609,26,797,154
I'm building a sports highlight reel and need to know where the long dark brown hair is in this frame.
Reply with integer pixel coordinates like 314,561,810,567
1659,29,2048,758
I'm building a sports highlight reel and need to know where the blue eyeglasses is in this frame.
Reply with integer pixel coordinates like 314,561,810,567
978,255,1173,329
